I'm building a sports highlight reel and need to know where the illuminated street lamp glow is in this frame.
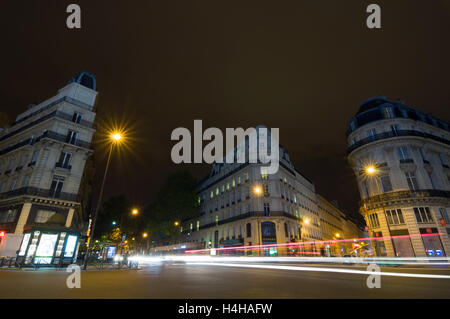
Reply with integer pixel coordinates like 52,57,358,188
253,186,262,195
335,233,341,238
112,221,116,225
304,218,310,225
174,221,180,227
132,208,138,215
365,165,376,175
142,233,148,238
111,132,122,142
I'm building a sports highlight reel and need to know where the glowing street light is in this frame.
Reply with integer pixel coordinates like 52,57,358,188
83,128,127,270
335,233,341,238
304,218,310,225
132,208,139,215
112,221,117,225
365,165,377,176
142,233,148,238
111,132,122,142
253,186,262,195
174,221,180,227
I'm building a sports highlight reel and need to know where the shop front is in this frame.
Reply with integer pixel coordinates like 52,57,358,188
16,227,81,267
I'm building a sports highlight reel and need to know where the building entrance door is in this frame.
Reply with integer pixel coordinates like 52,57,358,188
261,222,277,256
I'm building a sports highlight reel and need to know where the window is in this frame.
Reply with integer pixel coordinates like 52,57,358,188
66,130,79,145
35,210,56,223
428,172,436,189
246,223,252,237
379,175,393,192
238,177,241,185
264,185,269,196
367,129,377,138
9,179,18,191
196,221,200,231
439,154,448,167
58,152,72,168
215,215,218,226
0,182,6,193
221,185,225,193
405,172,418,191
419,148,427,162
232,179,236,188
368,213,380,228
210,191,213,199
50,176,64,198
72,112,82,124
439,208,449,223
190,223,193,231
391,125,399,135
384,107,394,119
414,207,433,223
263,203,270,215
23,175,31,187
215,188,219,196
30,150,39,164
261,167,268,180
245,172,249,181
0,209,18,223
397,147,409,160
385,209,405,225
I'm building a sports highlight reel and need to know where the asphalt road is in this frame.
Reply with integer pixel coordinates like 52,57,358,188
1,262,450,298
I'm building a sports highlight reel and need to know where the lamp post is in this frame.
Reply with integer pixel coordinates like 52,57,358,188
364,165,397,257
82,132,123,270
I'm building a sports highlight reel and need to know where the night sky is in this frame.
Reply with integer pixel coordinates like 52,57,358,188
1,1,449,215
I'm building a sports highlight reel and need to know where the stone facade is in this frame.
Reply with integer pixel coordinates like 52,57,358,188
347,96,450,257
0,72,97,258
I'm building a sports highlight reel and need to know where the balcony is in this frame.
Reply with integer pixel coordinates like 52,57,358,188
360,189,450,208
15,166,23,172
55,162,72,170
348,129,450,154
0,187,78,202
399,159,414,164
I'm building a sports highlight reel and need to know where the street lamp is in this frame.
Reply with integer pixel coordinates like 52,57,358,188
363,164,397,257
174,221,180,227
132,208,138,215
253,186,262,195
82,130,125,270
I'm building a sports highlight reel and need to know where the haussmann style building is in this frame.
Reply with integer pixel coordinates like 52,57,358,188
155,128,364,257
0,71,98,266
347,96,450,257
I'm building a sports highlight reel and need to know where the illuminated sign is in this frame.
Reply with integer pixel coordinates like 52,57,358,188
0,231,5,237
64,235,78,257
107,246,116,258
18,233,31,256
35,234,58,257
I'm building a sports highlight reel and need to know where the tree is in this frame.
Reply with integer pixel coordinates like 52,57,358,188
144,170,199,243
95,194,133,238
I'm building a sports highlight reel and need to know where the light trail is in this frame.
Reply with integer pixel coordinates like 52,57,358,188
128,255,450,266
185,262,450,279
184,232,444,254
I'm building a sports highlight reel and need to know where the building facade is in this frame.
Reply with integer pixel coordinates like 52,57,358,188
0,72,97,265
347,96,450,257
318,195,366,256
159,131,363,257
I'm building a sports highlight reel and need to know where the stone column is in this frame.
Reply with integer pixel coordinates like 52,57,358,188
65,208,75,228
376,210,396,257
403,207,427,257
14,202,32,234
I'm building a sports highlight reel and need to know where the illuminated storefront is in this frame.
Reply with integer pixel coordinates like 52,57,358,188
16,228,80,266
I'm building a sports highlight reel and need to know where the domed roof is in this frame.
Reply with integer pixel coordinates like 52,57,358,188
68,71,96,90
356,96,389,115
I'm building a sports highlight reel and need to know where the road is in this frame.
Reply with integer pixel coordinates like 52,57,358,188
1,261,450,298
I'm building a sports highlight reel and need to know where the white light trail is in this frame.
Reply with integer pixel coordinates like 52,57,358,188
185,262,450,279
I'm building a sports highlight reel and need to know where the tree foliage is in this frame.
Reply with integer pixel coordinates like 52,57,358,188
144,170,199,242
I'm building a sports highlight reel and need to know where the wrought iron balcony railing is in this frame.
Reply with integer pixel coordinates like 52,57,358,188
348,129,450,154
360,189,450,207
0,186,78,202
